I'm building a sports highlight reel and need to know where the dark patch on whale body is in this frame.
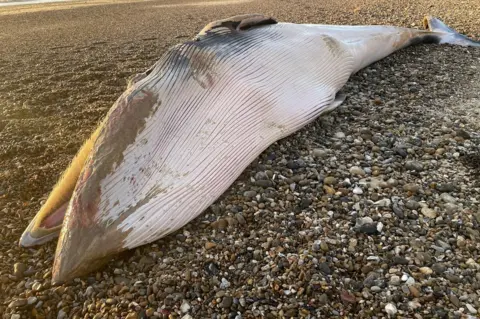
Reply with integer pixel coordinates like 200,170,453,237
409,34,441,46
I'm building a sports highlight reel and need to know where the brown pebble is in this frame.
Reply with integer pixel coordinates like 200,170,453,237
409,285,421,297
205,241,217,250
146,308,155,317
340,290,356,303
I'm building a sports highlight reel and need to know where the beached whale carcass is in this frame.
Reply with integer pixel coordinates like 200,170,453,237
18,14,479,283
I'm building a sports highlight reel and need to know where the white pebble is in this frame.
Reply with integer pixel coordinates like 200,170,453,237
466,304,477,314
180,300,191,313
385,303,397,316
353,186,363,194
335,131,346,139
406,277,416,286
377,222,384,232
220,277,231,289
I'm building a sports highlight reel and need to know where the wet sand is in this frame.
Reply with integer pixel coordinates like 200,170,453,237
0,0,479,317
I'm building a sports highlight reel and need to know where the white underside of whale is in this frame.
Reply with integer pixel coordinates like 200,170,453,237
95,22,413,248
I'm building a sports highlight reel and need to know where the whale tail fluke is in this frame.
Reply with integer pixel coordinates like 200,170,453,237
423,16,480,47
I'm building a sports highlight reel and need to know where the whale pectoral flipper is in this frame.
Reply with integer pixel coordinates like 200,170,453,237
195,14,277,39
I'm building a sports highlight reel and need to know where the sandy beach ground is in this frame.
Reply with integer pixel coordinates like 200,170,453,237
1,0,480,318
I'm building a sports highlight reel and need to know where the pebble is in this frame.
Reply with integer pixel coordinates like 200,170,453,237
385,303,397,316
466,304,478,314
349,166,366,176
313,148,329,158
403,184,420,193
243,190,256,198
390,275,401,286
8,299,27,308
440,193,456,203
405,199,420,209
405,161,423,172
421,207,437,218
352,186,363,194
205,241,216,250
420,267,433,275
180,300,191,313
27,296,37,305
324,176,337,185
13,263,27,279
221,296,233,308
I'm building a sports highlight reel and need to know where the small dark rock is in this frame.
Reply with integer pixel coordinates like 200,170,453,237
391,256,409,265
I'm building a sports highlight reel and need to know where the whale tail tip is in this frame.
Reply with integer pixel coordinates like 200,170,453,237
423,16,480,47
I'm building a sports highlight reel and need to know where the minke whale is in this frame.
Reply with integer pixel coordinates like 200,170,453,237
18,14,479,283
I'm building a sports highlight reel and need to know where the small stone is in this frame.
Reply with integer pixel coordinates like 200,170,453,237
27,297,37,305
205,242,216,250
457,129,471,139
57,309,67,319
405,200,420,209
335,132,346,139
385,303,397,316
403,184,420,193
235,213,246,225
323,185,335,194
105,298,116,305
349,166,366,176
419,267,433,275
13,263,27,279
180,300,191,313
31,282,42,292
359,223,379,235
125,313,138,319
324,176,337,185
432,263,446,274
374,198,391,207
392,256,409,265
8,299,27,308
313,148,329,158
11,315,20,319
221,296,233,308
421,207,437,218
220,277,231,289
243,190,257,198
340,290,356,303
436,183,456,192
390,276,401,286
440,193,456,203
409,285,420,297
449,294,461,307
85,286,94,297
319,293,329,305
212,219,228,229
145,308,155,317
444,203,458,213
352,186,363,194
406,277,416,286
405,161,423,172
466,304,477,314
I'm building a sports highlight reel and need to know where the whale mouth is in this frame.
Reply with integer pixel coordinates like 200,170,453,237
39,202,68,229
19,201,68,247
